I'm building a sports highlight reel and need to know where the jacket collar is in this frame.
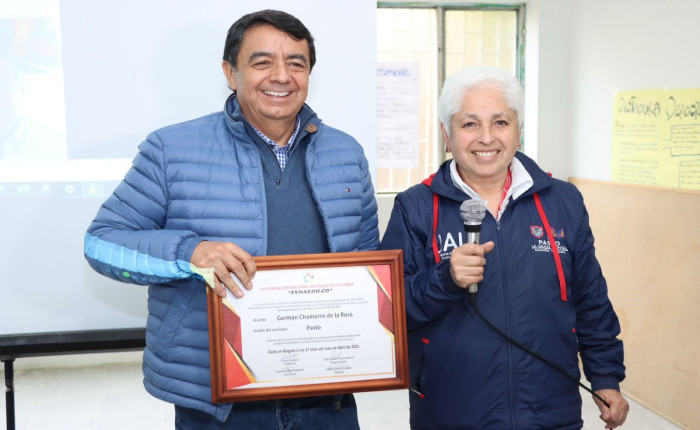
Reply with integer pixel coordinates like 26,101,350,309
223,93,320,139
429,152,553,202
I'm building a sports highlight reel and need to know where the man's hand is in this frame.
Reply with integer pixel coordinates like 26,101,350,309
191,241,256,298
594,389,629,429
449,241,495,288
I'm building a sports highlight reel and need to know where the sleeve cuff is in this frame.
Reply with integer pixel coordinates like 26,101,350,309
438,261,465,296
591,375,621,392
176,235,203,274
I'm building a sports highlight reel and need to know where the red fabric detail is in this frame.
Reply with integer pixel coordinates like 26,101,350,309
422,337,430,344
422,174,441,264
572,327,576,333
430,193,440,263
533,192,567,302
498,169,513,214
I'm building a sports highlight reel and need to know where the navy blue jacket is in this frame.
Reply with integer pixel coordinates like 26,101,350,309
380,153,624,429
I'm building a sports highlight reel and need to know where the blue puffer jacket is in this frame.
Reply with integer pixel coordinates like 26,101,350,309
84,95,379,421
380,153,624,430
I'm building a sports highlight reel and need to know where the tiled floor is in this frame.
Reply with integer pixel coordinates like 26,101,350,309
1,352,683,429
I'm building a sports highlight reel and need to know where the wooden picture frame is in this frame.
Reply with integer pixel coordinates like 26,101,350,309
207,249,408,403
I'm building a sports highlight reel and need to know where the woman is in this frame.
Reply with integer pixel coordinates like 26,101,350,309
380,66,628,429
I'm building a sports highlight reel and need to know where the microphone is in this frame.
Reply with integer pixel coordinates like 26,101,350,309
459,199,487,294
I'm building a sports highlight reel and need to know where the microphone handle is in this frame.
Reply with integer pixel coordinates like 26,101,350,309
465,231,480,245
464,223,481,294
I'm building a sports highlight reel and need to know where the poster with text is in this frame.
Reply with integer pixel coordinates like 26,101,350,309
612,89,700,190
376,62,420,169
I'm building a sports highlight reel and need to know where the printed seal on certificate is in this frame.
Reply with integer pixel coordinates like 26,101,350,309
206,249,408,402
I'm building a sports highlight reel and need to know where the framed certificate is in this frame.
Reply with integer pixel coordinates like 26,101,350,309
206,249,408,403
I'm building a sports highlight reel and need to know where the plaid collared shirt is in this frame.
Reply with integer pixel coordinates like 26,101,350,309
252,116,302,171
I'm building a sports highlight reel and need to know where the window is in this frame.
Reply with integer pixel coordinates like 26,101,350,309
376,4,524,193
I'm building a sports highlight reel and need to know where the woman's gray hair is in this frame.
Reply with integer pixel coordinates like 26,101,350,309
438,66,524,139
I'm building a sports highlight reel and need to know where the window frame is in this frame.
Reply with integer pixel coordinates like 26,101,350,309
376,2,526,194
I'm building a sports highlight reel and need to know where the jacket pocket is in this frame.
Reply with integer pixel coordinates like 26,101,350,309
147,280,199,360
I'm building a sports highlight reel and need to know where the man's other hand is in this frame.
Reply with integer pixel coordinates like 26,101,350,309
191,241,256,298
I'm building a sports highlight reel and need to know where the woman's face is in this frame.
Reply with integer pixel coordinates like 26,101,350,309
442,84,521,188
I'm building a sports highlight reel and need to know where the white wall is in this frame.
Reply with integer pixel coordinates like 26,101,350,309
571,0,700,180
531,0,700,181
420,0,700,182
380,0,700,229
521,0,574,180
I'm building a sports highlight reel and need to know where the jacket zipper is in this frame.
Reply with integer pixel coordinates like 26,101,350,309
496,214,518,430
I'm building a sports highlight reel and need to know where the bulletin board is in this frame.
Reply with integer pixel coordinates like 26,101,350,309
570,177,700,429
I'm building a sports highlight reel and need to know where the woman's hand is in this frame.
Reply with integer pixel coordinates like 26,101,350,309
449,241,495,288
594,389,629,429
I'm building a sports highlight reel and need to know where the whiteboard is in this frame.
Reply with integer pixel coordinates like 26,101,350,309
0,0,377,335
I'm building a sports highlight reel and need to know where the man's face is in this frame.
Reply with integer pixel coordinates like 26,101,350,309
223,24,310,135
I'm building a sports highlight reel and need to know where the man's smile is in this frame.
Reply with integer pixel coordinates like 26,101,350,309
263,90,291,97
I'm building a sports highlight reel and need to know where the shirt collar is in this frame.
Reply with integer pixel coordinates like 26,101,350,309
251,115,302,150
449,157,534,219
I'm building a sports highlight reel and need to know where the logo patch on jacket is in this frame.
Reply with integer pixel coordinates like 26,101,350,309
530,225,569,254
530,226,544,238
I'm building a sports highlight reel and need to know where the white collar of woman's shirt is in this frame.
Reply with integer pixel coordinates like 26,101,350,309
449,157,534,221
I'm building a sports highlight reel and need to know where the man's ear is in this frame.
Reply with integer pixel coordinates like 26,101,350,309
222,61,237,91
440,123,451,153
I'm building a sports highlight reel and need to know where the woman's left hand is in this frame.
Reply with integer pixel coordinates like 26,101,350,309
594,389,629,429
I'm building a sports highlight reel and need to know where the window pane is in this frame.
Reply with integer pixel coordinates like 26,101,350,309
376,8,519,194
444,10,517,76
376,8,439,193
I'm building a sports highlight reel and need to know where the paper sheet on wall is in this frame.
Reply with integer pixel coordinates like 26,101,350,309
612,89,700,190
376,62,420,169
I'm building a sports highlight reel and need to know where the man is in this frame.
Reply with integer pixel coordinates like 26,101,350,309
84,9,378,429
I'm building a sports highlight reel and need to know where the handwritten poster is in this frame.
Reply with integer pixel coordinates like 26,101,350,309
612,89,700,190
376,62,420,169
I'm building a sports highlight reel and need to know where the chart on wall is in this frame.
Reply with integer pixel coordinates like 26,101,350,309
611,89,700,190
376,62,420,170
